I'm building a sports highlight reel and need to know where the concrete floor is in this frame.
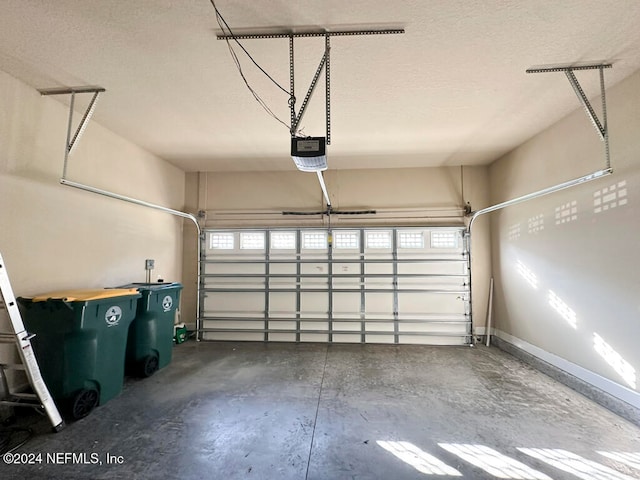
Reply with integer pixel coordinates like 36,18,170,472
2,342,640,480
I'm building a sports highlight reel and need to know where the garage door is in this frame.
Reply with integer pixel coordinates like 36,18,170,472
199,227,470,345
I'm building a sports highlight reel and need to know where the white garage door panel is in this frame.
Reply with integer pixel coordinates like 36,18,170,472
335,321,361,332
364,263,394,275
366,322,395,332
333,293,361,317
364,293,394,315
367,334,395,344
268,321,297,330
300,262,329,277
332,277,361,288
332,261,359,275
269,281,296,290
300,333,329,342
333,334,362,343
200,227,470,345
205,292,264,313
300,321,328,330
202,330,264,341
400,335,466,346
205,280,264,291
397,276,464,288
268,292,296,317
300,293,328,317
398,293,465,314
204,263,264,275
269,333,297,342
208,320,264,330
398,322,468,334
397,262,464,275
269,263,297,275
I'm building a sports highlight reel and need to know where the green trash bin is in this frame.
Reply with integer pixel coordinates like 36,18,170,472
117,283,183,378
17,288,141,420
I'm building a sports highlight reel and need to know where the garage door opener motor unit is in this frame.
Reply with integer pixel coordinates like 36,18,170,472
291,137,327,172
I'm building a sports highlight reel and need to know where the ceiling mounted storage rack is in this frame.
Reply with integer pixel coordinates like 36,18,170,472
526,63,612,169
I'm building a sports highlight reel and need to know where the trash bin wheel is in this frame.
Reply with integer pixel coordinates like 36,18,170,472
71,388,99,420
140,353,159,378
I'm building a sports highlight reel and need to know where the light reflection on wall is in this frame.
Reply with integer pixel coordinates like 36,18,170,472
516,260,538,289
438,443,551,479
528,214,544,234
376,440,462,476
555,200,578,225
508,223,521,241
593,333,637,389
518,448,637,480
594,180,628,214
548,290,577,329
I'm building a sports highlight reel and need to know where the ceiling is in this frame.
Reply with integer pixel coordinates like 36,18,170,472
2,1,640,172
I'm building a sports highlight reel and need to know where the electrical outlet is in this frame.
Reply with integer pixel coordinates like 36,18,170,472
145,259,155,270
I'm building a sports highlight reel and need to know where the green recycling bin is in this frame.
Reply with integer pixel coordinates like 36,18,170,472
118,283,182,378
17,288,141,420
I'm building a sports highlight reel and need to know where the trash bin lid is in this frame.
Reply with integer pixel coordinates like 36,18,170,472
116,282,183,291
30,288,141,302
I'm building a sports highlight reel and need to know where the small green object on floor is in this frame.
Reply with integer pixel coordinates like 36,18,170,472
174,323,187,344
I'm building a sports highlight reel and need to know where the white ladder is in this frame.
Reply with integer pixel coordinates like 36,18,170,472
0,252,65,431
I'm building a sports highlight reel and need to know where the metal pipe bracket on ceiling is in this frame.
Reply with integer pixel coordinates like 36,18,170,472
39,86,105,178
467,62,614,227
526,62,612,169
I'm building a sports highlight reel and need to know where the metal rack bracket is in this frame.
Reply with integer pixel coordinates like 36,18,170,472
39,87,105,178
526,63,612,169
217,28,405,145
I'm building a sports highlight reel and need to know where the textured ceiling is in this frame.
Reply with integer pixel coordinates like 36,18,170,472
2,1,640,172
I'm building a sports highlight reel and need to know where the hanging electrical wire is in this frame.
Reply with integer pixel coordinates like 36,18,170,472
210,1,290,95
209,0,293,132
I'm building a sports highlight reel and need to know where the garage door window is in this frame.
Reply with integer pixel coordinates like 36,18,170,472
240,232,265,250
366,231,391,249
210,232,234,249
431,231,458,248
398,231,424,249
303,231,327,249
334,231,359,249
270,231,296,250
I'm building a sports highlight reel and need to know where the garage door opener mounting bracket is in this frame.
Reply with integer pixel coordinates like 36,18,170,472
217,27,404,210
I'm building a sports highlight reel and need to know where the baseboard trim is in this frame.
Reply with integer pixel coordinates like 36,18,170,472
491,330,640,427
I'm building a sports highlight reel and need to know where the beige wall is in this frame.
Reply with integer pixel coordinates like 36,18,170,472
181,165,492,336
489,69,640,406
0,70,185,393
